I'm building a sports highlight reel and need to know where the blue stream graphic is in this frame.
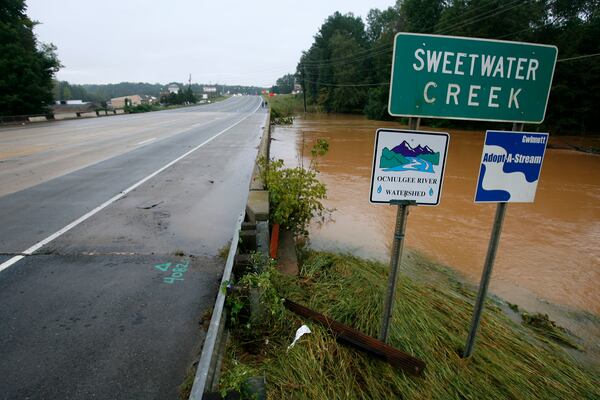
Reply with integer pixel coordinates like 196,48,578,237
383,157,434,173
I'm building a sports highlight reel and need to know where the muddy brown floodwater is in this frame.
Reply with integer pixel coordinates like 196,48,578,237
271,114,600,321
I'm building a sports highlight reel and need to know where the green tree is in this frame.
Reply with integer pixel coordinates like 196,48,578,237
294,1,600,134
329,32,368,112
61,85,72,100
0,0,61,116
435,0,545,39
400,0,444,33
297,12,369,112
275,74,295,94
364,5,400,120
184,85,196,103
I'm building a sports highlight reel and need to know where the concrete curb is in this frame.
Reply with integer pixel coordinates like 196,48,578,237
27,116,47,123
2,110,127,126
54,113,78,120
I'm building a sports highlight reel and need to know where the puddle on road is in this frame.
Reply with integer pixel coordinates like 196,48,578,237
270,114,600,321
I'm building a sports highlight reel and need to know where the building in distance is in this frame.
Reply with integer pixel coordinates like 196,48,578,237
167,83,180,94
108,95,156,109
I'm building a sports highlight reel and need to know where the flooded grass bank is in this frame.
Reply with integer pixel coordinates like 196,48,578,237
220,250,600,398
270,112,600,364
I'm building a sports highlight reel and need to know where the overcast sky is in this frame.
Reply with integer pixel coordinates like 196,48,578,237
27,0,395,87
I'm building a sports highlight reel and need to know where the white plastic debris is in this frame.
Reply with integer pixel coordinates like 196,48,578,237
287,325,311,350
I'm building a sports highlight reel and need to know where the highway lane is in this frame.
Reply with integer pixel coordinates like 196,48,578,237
0,96,255,197
0,96,261,254
0,95,266,399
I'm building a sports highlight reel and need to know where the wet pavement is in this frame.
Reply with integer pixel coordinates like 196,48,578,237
0,96,267,399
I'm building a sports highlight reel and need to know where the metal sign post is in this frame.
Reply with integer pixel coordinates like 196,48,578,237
462,201,507,357
371,118,450,343
378,117,419,343
379,199,414,343
463,122,552,357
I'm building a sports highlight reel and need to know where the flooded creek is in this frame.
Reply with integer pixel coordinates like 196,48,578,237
270,114,600,320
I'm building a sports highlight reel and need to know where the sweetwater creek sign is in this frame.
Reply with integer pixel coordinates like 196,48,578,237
370,129,449,205
389,33,558,123
475,130,549,202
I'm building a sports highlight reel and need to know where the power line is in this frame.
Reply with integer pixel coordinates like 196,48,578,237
304,79,389,87
305,52,600,89
434,0,513,32
301,2,506,68
301,1,534,71
436,0,527,35
300,1,507,68
557,53,600,62
494,16,559,39
295,3,596,97
297,1,594,84
301,46,392,67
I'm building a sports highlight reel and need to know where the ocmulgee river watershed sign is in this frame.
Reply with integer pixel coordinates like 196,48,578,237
370,128,449,206
389,33,558,123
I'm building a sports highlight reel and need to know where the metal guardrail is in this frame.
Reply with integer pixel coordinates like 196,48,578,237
188,213,244,399
0,110,125,125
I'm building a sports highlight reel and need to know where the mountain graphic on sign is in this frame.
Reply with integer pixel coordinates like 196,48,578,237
380,141,440,173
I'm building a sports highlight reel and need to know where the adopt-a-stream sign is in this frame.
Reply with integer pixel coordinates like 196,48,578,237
389,33,558,123
475,130,549,203
370,129,449,205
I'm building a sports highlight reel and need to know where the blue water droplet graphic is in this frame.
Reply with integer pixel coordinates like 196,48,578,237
429,187,434,196
377,185,382,194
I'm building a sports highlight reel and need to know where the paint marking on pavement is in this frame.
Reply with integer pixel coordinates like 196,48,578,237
161,260,190,284
137,137,157,145
0,98,262,274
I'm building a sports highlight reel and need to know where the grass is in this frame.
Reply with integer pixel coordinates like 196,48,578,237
173,249,185,257
521,312,582,350
203,95,230,104
221,251,600,399
265,94,319,124
218,241,231,259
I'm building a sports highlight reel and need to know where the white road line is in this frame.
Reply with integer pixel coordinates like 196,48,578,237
137,137,157,145
0,97,262,273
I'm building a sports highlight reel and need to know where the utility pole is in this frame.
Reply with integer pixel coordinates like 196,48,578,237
301,64,307,113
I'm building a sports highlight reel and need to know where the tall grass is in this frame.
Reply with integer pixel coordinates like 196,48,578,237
266,94,319,122
222,251,599,399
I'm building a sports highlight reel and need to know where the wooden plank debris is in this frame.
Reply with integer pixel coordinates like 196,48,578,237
284,299,426,376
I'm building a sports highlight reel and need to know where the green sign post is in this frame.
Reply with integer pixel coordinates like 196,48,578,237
389,33,557,123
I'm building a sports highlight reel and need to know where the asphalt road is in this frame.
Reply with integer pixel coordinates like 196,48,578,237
0,96,267,399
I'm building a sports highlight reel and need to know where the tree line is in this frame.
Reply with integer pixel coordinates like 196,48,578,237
159,86,197,105
270,74,295,94
53,81,263,104
0,1,266,116
0,0,60,116
290,0,600,134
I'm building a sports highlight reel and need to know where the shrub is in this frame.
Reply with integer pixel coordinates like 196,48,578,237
259,139,329,236
124,103,159,113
